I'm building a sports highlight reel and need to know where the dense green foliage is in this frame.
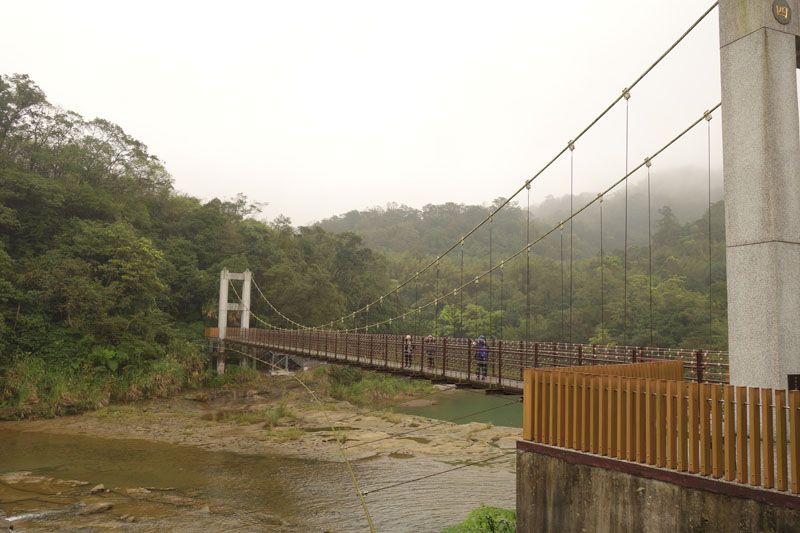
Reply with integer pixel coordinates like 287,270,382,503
441,505,516,532
0,73,728,414
318,180,727,350
0,74,392,411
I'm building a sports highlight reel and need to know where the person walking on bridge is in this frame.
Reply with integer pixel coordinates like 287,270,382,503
403,335,414,368
425,335,436,370
475,335,488,380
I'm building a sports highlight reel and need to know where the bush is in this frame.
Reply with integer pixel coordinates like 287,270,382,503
0,354,111,415
327,365,363,386
441,505,516,533
324,364,435,407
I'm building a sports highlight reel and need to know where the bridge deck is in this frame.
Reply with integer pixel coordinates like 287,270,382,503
206,329,729,391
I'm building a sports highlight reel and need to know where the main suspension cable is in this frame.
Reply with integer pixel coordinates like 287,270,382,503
305,2,720,331
338,105,721,333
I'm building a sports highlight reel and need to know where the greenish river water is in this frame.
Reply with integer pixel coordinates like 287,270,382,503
395,389,523,428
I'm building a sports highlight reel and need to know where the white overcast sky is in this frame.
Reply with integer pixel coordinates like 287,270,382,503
1,1,744,226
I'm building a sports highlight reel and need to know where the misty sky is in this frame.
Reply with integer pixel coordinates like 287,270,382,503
0,1,756,226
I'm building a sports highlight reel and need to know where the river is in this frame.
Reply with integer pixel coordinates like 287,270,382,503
0,390,519,532
395,389,523,428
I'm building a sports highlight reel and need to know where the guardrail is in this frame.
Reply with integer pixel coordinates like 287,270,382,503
205,328,729,385
522,364,800,495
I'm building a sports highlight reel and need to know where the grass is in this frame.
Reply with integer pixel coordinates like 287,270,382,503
319,365,437,407
88,405,139,419
246,427,305,443
441,504,515,532
199,400,296,426
466,423,494,441
380,412,403,424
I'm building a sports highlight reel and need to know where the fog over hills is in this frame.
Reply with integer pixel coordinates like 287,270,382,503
318,166,724,261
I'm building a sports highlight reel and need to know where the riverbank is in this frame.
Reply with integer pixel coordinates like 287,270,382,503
1,369,521,531
2,369,521,462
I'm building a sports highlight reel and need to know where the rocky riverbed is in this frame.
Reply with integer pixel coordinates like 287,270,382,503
0,374,521,531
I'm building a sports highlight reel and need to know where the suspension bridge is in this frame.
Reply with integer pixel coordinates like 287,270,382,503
205,1,800,529
207,2,734,389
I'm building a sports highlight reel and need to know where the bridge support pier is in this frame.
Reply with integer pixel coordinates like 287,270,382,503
216,268,252,375
216,341,226,375
719,0,800,389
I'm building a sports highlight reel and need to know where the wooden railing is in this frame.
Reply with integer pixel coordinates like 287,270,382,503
522,364,800,495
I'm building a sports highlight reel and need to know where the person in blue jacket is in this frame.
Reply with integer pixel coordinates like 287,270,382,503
475,335,488,380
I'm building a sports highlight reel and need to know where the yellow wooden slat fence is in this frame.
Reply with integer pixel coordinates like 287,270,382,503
522,364,800,495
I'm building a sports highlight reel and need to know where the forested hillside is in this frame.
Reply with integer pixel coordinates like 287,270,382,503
0,74,392,412
0,73,728,414
318,182,728,351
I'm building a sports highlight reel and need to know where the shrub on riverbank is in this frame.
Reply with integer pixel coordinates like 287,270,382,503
441,505,516,532
0,340,262,418
319,364,436,407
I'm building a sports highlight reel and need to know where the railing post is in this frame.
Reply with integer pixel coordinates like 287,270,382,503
519,341,525,382
357,332,362,362
369,334,374,365
592,343,597,364
578,344,583,367
467,339,472,380
419,337,424,373
498,340,503,387
385,335,389,368
442,338,448,377
696,349,705,384
534,342,539,368
631,347,637,364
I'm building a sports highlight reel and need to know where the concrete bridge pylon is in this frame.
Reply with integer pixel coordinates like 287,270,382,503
216,268,252,374
720,0,800,389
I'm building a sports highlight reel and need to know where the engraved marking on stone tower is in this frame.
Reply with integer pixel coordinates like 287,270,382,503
773,0,791,24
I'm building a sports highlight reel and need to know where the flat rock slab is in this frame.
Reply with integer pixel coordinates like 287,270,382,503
77,502,113,515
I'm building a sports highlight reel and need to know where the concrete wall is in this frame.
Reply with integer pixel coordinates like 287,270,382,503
517,443,800,533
